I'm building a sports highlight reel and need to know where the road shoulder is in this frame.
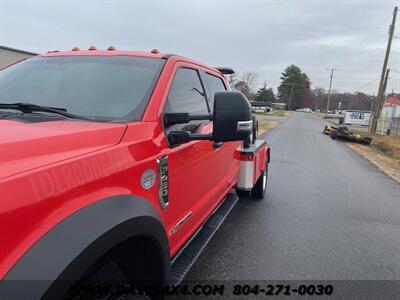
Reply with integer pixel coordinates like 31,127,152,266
346,142,400,183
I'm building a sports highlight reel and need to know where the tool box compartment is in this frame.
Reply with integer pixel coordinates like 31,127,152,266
235,139,267,191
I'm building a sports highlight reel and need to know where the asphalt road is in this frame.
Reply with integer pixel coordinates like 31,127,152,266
185,112,400,283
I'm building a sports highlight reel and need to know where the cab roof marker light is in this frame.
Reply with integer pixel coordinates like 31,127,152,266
151,48,159,54
107,45,116,51
71,47,80,51
88,46,97,51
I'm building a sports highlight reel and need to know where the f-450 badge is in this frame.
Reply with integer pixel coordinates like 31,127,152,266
157,155,169,210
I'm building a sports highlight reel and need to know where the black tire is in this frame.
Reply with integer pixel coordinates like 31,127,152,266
251,163,268,199
243,136,251,148
252,115,258,144
236,189,250,197
61,258,151,300
243,116,258,148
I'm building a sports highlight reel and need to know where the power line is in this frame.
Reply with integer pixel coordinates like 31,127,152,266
349,13,393,52
338,35,388,76
355,74,381,91
337,9,400,93
330,12,393,70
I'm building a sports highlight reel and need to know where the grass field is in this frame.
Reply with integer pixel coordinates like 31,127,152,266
346,134,400,182
257,118,279,135
253,110,291,117
267,110,291,117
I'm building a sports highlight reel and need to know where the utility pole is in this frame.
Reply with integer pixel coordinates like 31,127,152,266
371,92,375,111
382,69,390,103
288,83,294,111
369,6,398,134
379,68,390,134
375,69,390,114
325,68,338,117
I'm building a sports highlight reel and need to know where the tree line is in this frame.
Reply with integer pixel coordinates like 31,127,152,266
229,65,375,111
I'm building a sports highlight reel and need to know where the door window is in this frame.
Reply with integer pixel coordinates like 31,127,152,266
205,73,227,110
165,68,209,114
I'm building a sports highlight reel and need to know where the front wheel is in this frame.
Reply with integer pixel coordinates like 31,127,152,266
251,163,268,199
252,116,258,144
51,257,151,300
243,116,258,148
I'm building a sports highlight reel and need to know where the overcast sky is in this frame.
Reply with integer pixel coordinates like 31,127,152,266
1,0,399,94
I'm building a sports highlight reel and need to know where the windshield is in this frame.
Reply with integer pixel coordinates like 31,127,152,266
0,56,165,121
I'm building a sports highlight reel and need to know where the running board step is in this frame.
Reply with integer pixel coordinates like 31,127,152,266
169,190,239,285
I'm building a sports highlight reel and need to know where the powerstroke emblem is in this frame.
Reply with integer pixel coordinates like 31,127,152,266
170,212,192,235
157,155,169,210
141,169,156,190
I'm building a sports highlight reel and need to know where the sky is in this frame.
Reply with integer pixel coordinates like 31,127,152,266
1,0,399,95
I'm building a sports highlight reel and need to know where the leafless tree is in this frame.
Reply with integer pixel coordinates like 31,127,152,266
240,72,258,90
227,73,238,87
226,71,258,100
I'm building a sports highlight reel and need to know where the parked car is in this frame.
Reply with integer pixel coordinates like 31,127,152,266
296,108,312,113
0,48,270,299
250,101,272,113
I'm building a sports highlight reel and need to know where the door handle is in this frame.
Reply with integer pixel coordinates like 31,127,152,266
213,142,224,149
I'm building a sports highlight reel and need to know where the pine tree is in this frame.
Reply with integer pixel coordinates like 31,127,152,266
277,65,311,110
255,81,276,102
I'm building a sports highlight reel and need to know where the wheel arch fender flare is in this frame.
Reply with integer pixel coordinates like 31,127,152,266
1,194,170,300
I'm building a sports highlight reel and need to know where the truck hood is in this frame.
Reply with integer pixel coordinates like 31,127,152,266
0,120,127,179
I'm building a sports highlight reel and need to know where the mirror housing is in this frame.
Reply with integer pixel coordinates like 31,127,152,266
212,91,252,142
166,91,252,146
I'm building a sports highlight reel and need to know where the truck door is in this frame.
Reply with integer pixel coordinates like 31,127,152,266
162,66,219,254
201,71,240,205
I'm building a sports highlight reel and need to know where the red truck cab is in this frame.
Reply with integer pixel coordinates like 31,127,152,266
0,48,270,299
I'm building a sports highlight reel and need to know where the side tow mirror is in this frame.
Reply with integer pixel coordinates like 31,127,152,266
212,91,252,142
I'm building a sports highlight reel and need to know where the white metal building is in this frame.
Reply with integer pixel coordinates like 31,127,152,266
0,45,38,69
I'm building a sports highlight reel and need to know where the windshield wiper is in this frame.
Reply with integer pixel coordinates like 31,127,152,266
0,102,92,121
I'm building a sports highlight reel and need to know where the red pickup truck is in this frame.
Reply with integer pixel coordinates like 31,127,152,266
0,48,270,299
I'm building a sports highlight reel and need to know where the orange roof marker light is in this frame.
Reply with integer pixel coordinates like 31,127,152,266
71,47,80,51
88,46,97,51
150,48,159,54
107,45,116,51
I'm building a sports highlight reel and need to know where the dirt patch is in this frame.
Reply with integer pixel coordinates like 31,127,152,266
258,119,279,135
346,137,400,182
